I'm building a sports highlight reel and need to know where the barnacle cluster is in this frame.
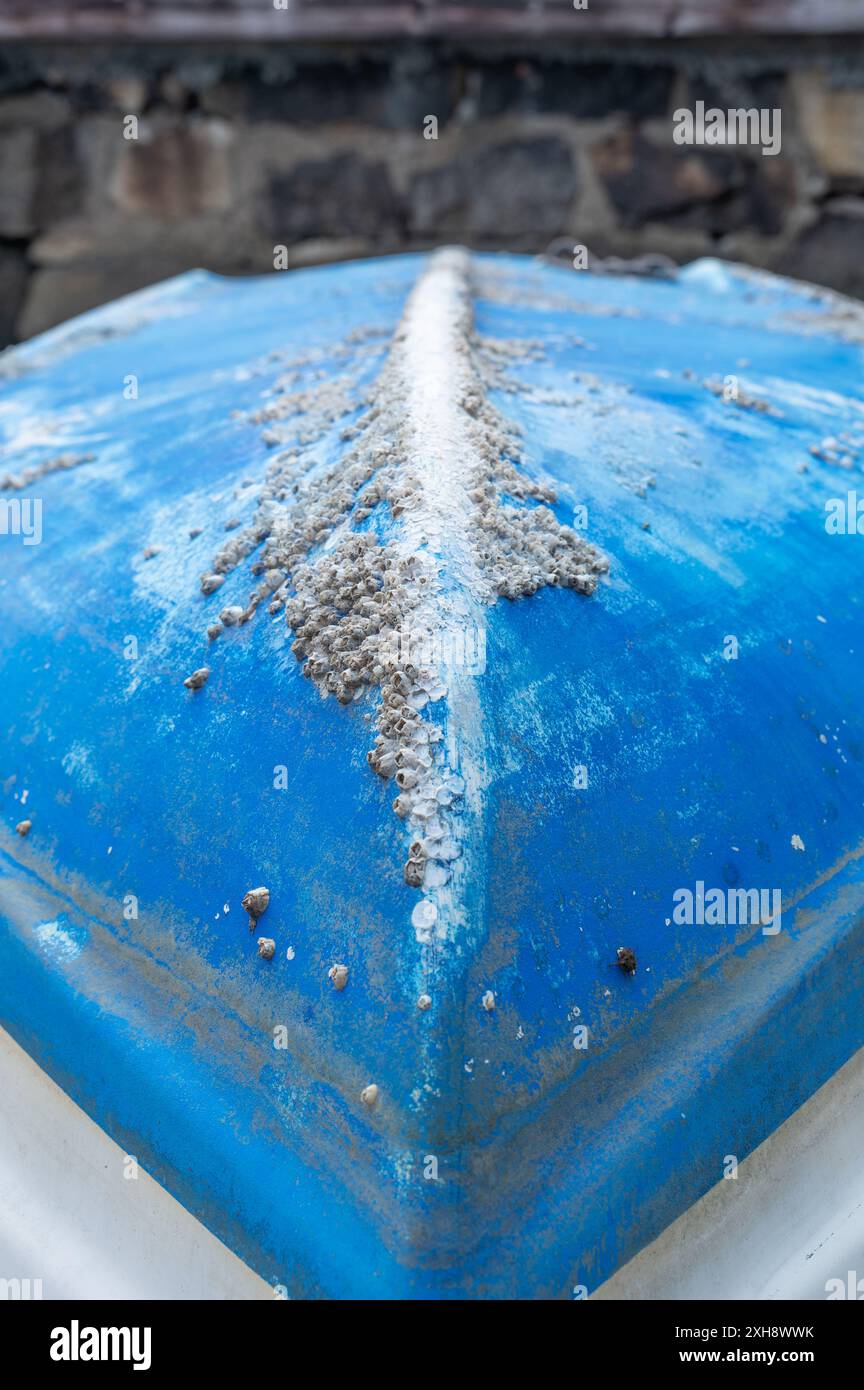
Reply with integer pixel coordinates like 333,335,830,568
0,450,95,491
702,376,780,416
197,249,607,893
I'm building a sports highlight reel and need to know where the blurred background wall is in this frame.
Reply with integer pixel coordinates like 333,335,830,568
0,1,863,345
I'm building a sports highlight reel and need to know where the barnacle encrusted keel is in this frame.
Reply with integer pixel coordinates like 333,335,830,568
200,248,608,898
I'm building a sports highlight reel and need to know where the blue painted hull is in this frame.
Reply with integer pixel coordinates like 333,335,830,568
1,253,863,1297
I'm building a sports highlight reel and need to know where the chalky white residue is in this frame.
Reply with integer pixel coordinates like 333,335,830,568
379,249,495,927
394,249,486,586
196,249,607,923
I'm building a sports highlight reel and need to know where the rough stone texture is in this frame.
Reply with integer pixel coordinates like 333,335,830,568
267,151,403,242
594,130,796,238
467,59,676,120
113,118,234,217
0,38,863,344
591,129,740,228
0,90,71,131
206,51,457,129
33,126,85,229
0,245,28,343
777,211,864,299
0,128,37,237
410,136,577,242
791,70,864,181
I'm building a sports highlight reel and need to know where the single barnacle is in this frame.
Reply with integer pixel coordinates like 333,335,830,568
328,963,349,991
616,946,637,976
220,605,245,626
404,858,425,888
242,886,270,929
183,667,210,690
257,937,276,960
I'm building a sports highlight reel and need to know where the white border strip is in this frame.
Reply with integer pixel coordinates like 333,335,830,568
0,1027,271,1301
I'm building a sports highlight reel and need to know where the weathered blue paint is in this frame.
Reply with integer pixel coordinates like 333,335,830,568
1,253,863,1298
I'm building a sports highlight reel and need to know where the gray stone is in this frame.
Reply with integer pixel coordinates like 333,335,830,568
0,129,37,236
662,158,795,238
592,129,744,230
267,152,402,242
409,137,577,243
17,256,200,340
104,77,149,114
0,90,72,132
113,119,233,217
686,73,788,120
791,70,864,183
473,60,675,120
0,115,84,239
220,53,455,130
777,213,864,300
0,245,28,346
33,126,85,229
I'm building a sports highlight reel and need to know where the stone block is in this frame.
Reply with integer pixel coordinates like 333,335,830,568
409,136,577,242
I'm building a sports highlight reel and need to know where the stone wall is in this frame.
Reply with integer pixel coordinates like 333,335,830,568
1,35,863,344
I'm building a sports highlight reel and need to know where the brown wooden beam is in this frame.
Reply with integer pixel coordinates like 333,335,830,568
0,2,861,43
